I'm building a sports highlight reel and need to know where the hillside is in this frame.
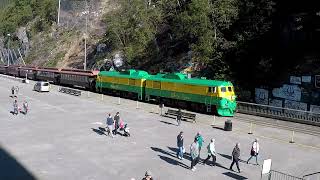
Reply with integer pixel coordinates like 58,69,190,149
1,0,320,97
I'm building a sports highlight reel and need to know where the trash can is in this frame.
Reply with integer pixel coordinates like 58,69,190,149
224,119,232,131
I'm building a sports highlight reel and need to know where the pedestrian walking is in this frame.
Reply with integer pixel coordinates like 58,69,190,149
195,132,204,160
230,143,241,173
247,138,260,165
23,101,29,115
113,112,120,135
11,86,15,97
142,170,153,180
204,138,216,166
177,131,184,160
106,114,114,138
190,138,199,171
13,99,19,115
176,109,182,126
15,86,19,95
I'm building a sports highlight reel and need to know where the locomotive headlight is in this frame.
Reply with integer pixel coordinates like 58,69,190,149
231,95,236,100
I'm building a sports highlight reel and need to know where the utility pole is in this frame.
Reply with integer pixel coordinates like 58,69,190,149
57,0,61,26
7,34,11,66
84,0,88,71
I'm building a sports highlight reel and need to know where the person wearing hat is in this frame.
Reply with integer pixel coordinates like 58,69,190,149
142,170,153,180
247,138,260,165
204,138,216,166
177,131,184,160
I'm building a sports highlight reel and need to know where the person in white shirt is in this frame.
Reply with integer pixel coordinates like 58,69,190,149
247,138,260,165
204,138,216,166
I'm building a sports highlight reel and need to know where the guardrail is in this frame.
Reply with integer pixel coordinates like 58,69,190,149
266,170,304,180
58,87,81,96
237,101,320,127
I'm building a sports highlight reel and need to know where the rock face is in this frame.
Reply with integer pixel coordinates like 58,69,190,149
16,27,30,55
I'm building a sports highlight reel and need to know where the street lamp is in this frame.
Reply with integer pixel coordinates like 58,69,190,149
7,33,11,66
84,0,88,71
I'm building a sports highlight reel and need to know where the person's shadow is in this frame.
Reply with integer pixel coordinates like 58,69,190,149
91,127,107,136
151,147,190,169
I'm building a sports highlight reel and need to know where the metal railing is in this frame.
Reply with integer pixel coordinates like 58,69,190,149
58,87,81,96
237,101,320,126
266,170,304,180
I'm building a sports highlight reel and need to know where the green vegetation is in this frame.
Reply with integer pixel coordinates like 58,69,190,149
0,0,57,35
104,0,274,80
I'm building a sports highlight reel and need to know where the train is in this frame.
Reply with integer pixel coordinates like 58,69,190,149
0,64,237,116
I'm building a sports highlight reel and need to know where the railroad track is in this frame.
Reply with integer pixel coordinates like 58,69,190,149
234,113,320,137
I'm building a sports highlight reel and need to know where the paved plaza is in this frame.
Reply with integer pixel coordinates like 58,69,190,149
0,76,320,180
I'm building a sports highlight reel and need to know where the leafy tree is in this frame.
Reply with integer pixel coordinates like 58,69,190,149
105,0,163,62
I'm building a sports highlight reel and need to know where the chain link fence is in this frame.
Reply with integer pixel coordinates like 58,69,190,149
0,48,25,65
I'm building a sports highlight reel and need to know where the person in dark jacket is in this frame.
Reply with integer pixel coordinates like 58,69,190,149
113,112,120,135
106,114,114,138
177,131,184,160
11,86,15,97
230,143,241,173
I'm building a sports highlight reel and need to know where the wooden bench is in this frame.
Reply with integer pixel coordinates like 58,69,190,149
165,109,196,123
59,87,81,96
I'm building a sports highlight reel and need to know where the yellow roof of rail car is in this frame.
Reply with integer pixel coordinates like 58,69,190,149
147,73,233,87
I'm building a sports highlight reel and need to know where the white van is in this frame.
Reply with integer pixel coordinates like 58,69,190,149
34,81,50,92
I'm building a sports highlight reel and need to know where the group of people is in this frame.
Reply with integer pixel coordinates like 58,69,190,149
11,86,29,115
177,131,260,172
105,112,129,137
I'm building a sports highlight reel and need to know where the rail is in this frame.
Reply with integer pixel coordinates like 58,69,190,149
266,170,305,180
236,101,320,127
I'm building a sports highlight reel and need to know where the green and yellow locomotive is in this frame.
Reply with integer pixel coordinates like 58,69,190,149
96,70,236,116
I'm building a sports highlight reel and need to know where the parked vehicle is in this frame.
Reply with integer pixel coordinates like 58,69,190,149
34,81,50,92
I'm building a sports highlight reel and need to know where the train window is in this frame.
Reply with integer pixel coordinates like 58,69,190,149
228,87,232,92
221,87,227,92
208,87,216,93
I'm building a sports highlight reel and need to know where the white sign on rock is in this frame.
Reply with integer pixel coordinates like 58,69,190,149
310,105,320,114
272,84,301,101
269,99,283,111
255,88,269,105
290,76,302,85
302,76,311,83
284,100,307,115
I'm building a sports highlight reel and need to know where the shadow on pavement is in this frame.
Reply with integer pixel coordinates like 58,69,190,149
158,155,190,169
222,172,248,179
0,146,37,180
167,146,191,161
211,125,225,131
151,147,190,169
219,153,232,160
159,120,176,126
91,127,107,136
